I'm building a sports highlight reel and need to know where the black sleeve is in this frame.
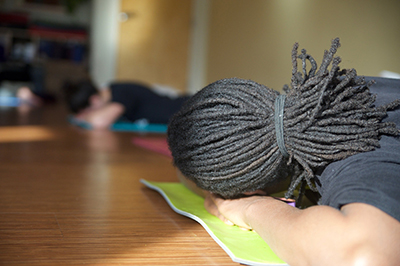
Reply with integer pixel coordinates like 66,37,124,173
110,82,150,122
316,77,400,221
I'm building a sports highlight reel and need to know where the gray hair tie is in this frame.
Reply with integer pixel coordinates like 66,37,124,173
274,95,289,158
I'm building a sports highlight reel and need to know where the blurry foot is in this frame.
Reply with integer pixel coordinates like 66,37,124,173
16,87,43,107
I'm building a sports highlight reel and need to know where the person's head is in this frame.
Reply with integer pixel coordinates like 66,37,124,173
167,38,400,200
63,80,99,113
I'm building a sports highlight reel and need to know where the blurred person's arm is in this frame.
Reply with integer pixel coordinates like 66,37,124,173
75,88,124,130
75,102,124,130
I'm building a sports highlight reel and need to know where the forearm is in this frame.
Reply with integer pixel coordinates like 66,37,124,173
245,199,346,265
244,199,399,266
84,103,124,129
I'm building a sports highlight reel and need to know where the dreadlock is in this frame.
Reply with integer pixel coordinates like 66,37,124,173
167,38,400,201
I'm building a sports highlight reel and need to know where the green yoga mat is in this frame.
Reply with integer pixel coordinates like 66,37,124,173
141,179,288,266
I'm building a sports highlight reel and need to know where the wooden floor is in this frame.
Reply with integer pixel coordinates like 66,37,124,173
0,104,238,265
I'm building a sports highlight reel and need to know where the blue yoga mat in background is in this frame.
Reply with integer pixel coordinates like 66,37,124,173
68,116,168,133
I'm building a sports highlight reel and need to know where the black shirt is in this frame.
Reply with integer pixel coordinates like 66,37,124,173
316,77,400,221
110,82,189,124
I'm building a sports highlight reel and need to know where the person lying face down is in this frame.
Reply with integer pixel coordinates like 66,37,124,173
64,80,190,129
167,38,400,266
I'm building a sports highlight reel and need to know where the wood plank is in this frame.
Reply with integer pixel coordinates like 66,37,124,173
0,105,238,265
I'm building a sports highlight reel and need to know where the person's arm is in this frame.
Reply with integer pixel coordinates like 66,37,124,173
75,102,125,130
205,193,400,266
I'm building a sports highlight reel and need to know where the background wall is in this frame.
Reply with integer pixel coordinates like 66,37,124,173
206,0,400,91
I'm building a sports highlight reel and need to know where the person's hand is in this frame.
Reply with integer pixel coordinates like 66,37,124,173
204,192,274,231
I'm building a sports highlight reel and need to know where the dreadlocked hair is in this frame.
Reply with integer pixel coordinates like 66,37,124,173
167,37,400,200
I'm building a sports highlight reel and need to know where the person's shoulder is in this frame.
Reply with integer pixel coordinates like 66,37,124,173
364,76,400,92
363,76,400,107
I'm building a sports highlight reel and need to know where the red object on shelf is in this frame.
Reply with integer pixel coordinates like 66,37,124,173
28,25,87,41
